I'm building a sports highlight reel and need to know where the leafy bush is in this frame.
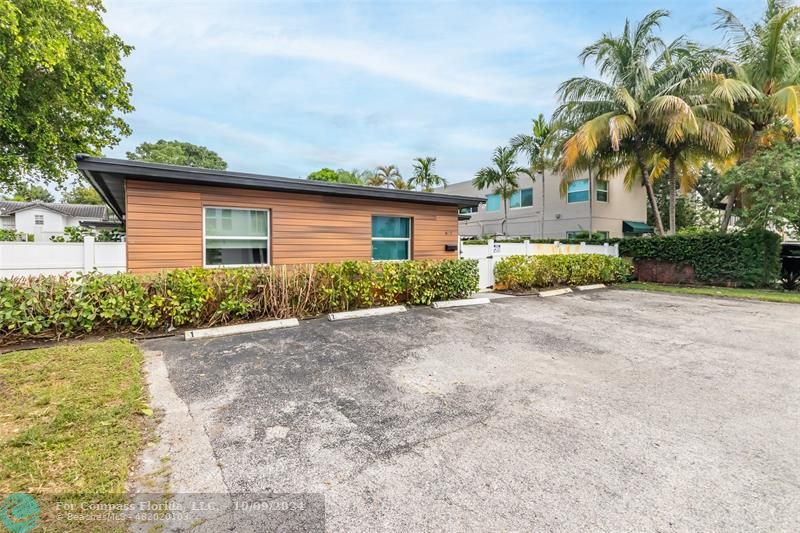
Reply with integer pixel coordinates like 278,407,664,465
0,229,23,241
0,259,478,344
462,237,622,246
618,230,781,287
493,254,632,291
50,226,124,242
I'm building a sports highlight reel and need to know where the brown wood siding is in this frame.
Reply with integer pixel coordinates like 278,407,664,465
124,179,458,273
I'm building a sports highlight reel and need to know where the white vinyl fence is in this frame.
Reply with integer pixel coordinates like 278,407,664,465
460,239,619,289
0,237,126,278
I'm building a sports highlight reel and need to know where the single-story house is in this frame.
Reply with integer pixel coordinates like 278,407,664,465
0,200,120,241
76,156,483,273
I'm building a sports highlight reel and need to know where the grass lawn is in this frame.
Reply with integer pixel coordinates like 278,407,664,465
0,339,149,531
619,282,800,304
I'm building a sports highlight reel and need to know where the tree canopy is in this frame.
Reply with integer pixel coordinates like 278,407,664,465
62,182,104,205
3,183,54,203
306,168,366,184
126,140,227,170
0,0,133,189
722,141,800,236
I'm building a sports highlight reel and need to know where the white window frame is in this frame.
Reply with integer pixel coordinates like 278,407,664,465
596,179,609,202
509,188,534,209
34,214,44,225
202,206,270,268
371,215,412,262
567,179,590,204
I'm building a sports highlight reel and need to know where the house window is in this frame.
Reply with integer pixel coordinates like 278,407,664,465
486,193,501,212
203,207,269,267
372,216,411,260
596,180,609,202
34,215,44,225
509,188,533,208
567,179,590,203
459,206,478,214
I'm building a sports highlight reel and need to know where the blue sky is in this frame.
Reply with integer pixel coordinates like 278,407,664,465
101,0,762,184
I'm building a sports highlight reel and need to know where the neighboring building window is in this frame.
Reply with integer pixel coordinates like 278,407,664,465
34,215,44,225
596,180,609,202
372,216,411,260
509,188,533,208
566,230,610,240
204,207,269,267
567,179,590,203
486,193,501,212
459,206,478,214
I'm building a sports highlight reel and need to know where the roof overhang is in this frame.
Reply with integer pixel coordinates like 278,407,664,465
76,155,485,220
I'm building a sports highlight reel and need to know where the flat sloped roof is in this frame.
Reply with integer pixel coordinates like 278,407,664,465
76,155,484,219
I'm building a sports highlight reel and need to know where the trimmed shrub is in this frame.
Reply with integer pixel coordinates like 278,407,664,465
618,230,781,287
493,254,632,291
0,259,479,344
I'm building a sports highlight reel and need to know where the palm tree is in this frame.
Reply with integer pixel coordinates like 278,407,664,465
554,10,741,235
510,114,553,237
366,173,386,187
473,146,531,235
409,157,447,192
375,165,402,189
388,176,411,190
711,1,800,231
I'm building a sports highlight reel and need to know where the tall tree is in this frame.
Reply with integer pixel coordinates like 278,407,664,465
473,147,530,235
511,114,553,237
62,181,103,204
307,168,366,185
712,0,800,231
126,140,227,170
375,165,402,189
4,183,54,203
409,157,446,192
554,10,742,235
0,0,133,189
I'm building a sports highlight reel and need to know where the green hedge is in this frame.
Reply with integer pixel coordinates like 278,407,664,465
0,259,478,344
493,254,632,291
462,238,622,246
618,230,781,287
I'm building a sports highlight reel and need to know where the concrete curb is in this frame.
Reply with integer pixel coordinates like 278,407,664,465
576,284,606,291
184,318,299,340
432,298,490,309
328,305,407,321
539,288,573,298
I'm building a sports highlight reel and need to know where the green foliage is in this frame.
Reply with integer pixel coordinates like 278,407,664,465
0,228,22,242
49,226,123,243
62,181,103,204
0,259,478,344
618,230,782,287
126,139,227,170
494,254,632,291
0,0,133,188
306,168,367,185
722,142,800,236
3,183,54,202
409,157,446,192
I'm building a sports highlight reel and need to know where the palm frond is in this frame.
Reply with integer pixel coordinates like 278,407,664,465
769,84,800,133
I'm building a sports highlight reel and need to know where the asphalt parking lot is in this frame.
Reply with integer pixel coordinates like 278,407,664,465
143,289,799,531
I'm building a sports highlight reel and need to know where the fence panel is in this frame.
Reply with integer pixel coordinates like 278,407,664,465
461,239,619,289
0,237,126,278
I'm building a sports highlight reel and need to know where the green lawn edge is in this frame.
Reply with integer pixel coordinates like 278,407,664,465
618,282,800,304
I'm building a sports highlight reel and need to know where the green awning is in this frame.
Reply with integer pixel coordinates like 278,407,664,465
623,220,653,234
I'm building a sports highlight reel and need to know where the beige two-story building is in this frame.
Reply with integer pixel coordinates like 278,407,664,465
439,171,649,239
